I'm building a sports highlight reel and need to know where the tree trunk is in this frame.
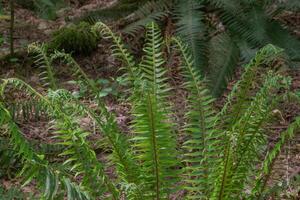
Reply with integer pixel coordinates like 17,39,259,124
10,0,15,56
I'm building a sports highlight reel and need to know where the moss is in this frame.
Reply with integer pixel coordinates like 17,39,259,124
49,22,98,55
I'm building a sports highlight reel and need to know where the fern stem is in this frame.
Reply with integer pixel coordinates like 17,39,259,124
147,94,160,200
218,144,231,200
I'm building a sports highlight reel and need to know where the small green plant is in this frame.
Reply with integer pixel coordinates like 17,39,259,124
49,22,98,55
67,77,126,99
97,77,127,98
0,22,299,200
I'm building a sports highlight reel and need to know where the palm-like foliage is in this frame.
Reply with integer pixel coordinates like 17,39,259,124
0,22,299,199
86,0,300,96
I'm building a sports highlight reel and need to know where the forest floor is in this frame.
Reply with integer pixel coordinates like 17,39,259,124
0,0,300,199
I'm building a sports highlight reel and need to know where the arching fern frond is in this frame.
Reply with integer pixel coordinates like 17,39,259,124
122,1,170,36
208,32,240,96
219,44,284,121
1,78,119,199
28,43,57,89
218,4,300,64
250,116,300,199
92,22,138,85
174,0,207,70
211,72,290,199
47,89,143,199
0,103,90,200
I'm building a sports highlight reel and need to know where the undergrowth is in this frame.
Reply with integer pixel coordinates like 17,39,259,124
0,22,299,200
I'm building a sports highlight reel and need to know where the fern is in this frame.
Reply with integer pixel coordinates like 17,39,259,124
47,89,143,198
28,43,57,89
219,44,284,120
1,79,119,199
171,37,219,198
251,116,300,199
49,22,98,55
41,49,142,195
212,73,289,199
92,22,138,85
130,23,180,199
208,32,240,96
122,1,170,36
0,102,90,200
174,0,207,70
97,0,300,95
1,22,299,200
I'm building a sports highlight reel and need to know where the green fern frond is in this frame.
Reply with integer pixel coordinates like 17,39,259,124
218,4,300,64
6,99,46,121
138,22,168,95
219,44,284,121
122,1,170,36
92,22,138,85
171,37,219,198
212,73,290,199
208,32,240,96
219,6,267,47
0,103,90,200
1,78,119,199
265,21,300,63
174,0,207,70
250,116,300,199
47,89,143,199
130,22,179,199
49,22,98,55
209,0,244,12
28,43,57,89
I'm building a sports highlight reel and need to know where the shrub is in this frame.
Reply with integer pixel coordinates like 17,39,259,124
49,22,98,55
0,22,299,200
